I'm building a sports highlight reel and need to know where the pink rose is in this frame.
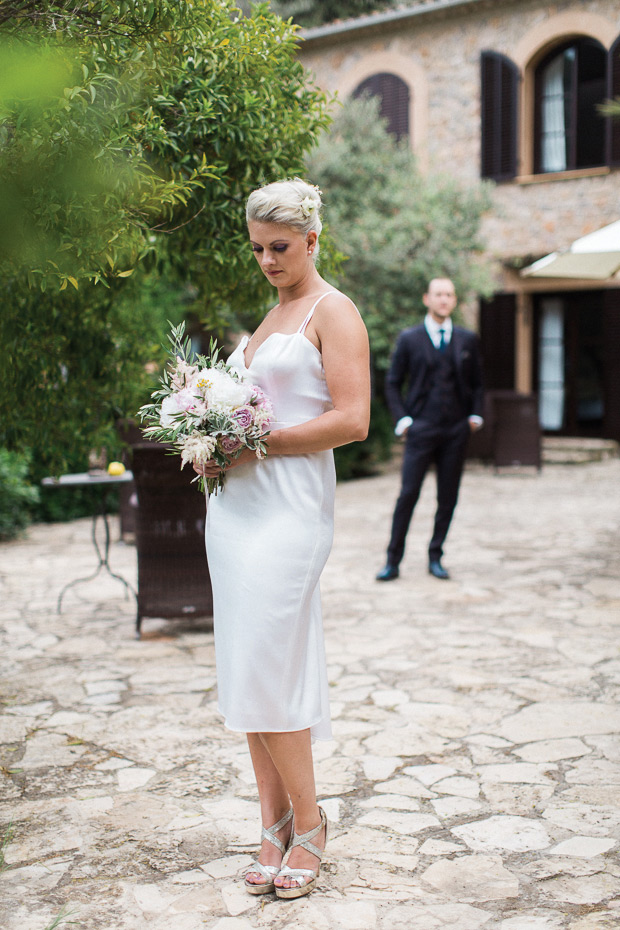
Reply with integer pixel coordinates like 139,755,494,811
220,435,242,454
232,405,255,430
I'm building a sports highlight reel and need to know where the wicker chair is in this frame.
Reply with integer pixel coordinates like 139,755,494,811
491,391,541,469
466,391,495,462
466,391,541,468
131,443,213,637
116,419,143,540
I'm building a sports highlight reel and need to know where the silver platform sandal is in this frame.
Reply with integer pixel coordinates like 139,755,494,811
275,806,328,900
244,808,294,895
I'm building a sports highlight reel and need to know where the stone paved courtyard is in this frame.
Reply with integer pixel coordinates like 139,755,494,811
1,456,620,930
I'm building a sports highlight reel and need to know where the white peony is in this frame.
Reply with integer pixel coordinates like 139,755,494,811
160,394,183,428
159,389,206,427
191,367,251,411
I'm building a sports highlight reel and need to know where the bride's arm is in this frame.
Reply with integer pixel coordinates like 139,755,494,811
264,292,370,456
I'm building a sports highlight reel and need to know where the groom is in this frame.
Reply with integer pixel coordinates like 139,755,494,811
376,278,484,581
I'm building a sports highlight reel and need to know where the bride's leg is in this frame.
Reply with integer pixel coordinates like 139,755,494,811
258,729,327,890
244,732,293,886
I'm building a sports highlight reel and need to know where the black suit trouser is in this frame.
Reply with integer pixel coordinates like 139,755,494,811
386,417,470,567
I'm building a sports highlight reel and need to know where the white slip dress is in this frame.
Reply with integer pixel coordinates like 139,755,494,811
205,292,336,741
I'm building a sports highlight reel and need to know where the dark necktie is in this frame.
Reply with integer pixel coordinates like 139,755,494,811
438,328,447,353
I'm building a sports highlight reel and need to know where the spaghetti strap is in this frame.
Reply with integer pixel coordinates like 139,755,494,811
297,291,336,334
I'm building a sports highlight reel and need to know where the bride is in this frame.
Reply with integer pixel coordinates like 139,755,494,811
195,178,370,899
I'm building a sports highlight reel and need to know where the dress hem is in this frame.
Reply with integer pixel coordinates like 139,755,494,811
217,706,333,741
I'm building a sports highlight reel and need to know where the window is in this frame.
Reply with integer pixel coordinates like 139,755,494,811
480,52,519,180
352,72,410,140
481,35,620,179
537,297,566,430
609,37,620,166
534,39,607,173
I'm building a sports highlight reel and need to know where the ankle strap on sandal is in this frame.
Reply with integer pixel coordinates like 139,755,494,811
289,806,327,859
261,807,294,854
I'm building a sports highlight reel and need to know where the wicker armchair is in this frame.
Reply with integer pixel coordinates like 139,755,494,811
466,391,541,468
116,419,143,540
491,391,541,469
131,443,213,637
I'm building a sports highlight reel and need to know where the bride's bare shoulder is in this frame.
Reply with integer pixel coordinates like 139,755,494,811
317,288,361,320
314,289,367,355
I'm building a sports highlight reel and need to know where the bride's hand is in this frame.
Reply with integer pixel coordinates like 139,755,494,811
224,448,256,470
193,460,222,478
193,448,256,478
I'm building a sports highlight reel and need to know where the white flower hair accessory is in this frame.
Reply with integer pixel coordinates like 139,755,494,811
300,195,317,218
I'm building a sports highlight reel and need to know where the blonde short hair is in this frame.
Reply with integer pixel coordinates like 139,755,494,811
246,178,323,261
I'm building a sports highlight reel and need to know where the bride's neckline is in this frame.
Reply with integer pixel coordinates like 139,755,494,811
241,331,320,369
242,290,335,368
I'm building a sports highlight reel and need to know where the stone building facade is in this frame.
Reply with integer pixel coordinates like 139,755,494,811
298,0,620,441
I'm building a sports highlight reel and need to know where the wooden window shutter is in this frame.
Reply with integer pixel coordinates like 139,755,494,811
602,288,620,440
480,51,519,180
479,294,516,390
353,73,410,141
607,36,620,166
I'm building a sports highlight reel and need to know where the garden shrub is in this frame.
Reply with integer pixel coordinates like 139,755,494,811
0,448,39,540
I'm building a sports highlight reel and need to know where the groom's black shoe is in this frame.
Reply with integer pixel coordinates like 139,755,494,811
428,559,450,580
376,564,399,581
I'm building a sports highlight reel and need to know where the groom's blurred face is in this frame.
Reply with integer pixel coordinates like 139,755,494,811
423,278,457,324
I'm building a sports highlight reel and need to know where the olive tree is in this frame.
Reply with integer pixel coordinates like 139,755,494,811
311,96,492,369
309,96,492,476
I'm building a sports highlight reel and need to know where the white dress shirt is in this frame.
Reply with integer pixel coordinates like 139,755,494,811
425,313,453,349
394,315,483,435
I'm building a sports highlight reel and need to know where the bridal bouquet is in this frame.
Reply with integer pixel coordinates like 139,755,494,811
138,322,273,495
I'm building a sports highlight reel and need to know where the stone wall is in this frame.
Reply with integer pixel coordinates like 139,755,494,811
299,0,620,266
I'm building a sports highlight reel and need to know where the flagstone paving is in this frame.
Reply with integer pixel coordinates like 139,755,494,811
1,457,619,930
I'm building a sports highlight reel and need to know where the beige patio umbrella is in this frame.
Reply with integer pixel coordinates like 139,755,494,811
521,220,620,279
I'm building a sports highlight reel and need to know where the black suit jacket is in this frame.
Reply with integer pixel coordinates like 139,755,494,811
385,323,484,423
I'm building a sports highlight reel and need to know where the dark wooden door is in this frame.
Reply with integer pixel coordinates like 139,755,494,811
602,288,620,440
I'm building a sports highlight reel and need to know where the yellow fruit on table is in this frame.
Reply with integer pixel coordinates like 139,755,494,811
107,462,126,476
